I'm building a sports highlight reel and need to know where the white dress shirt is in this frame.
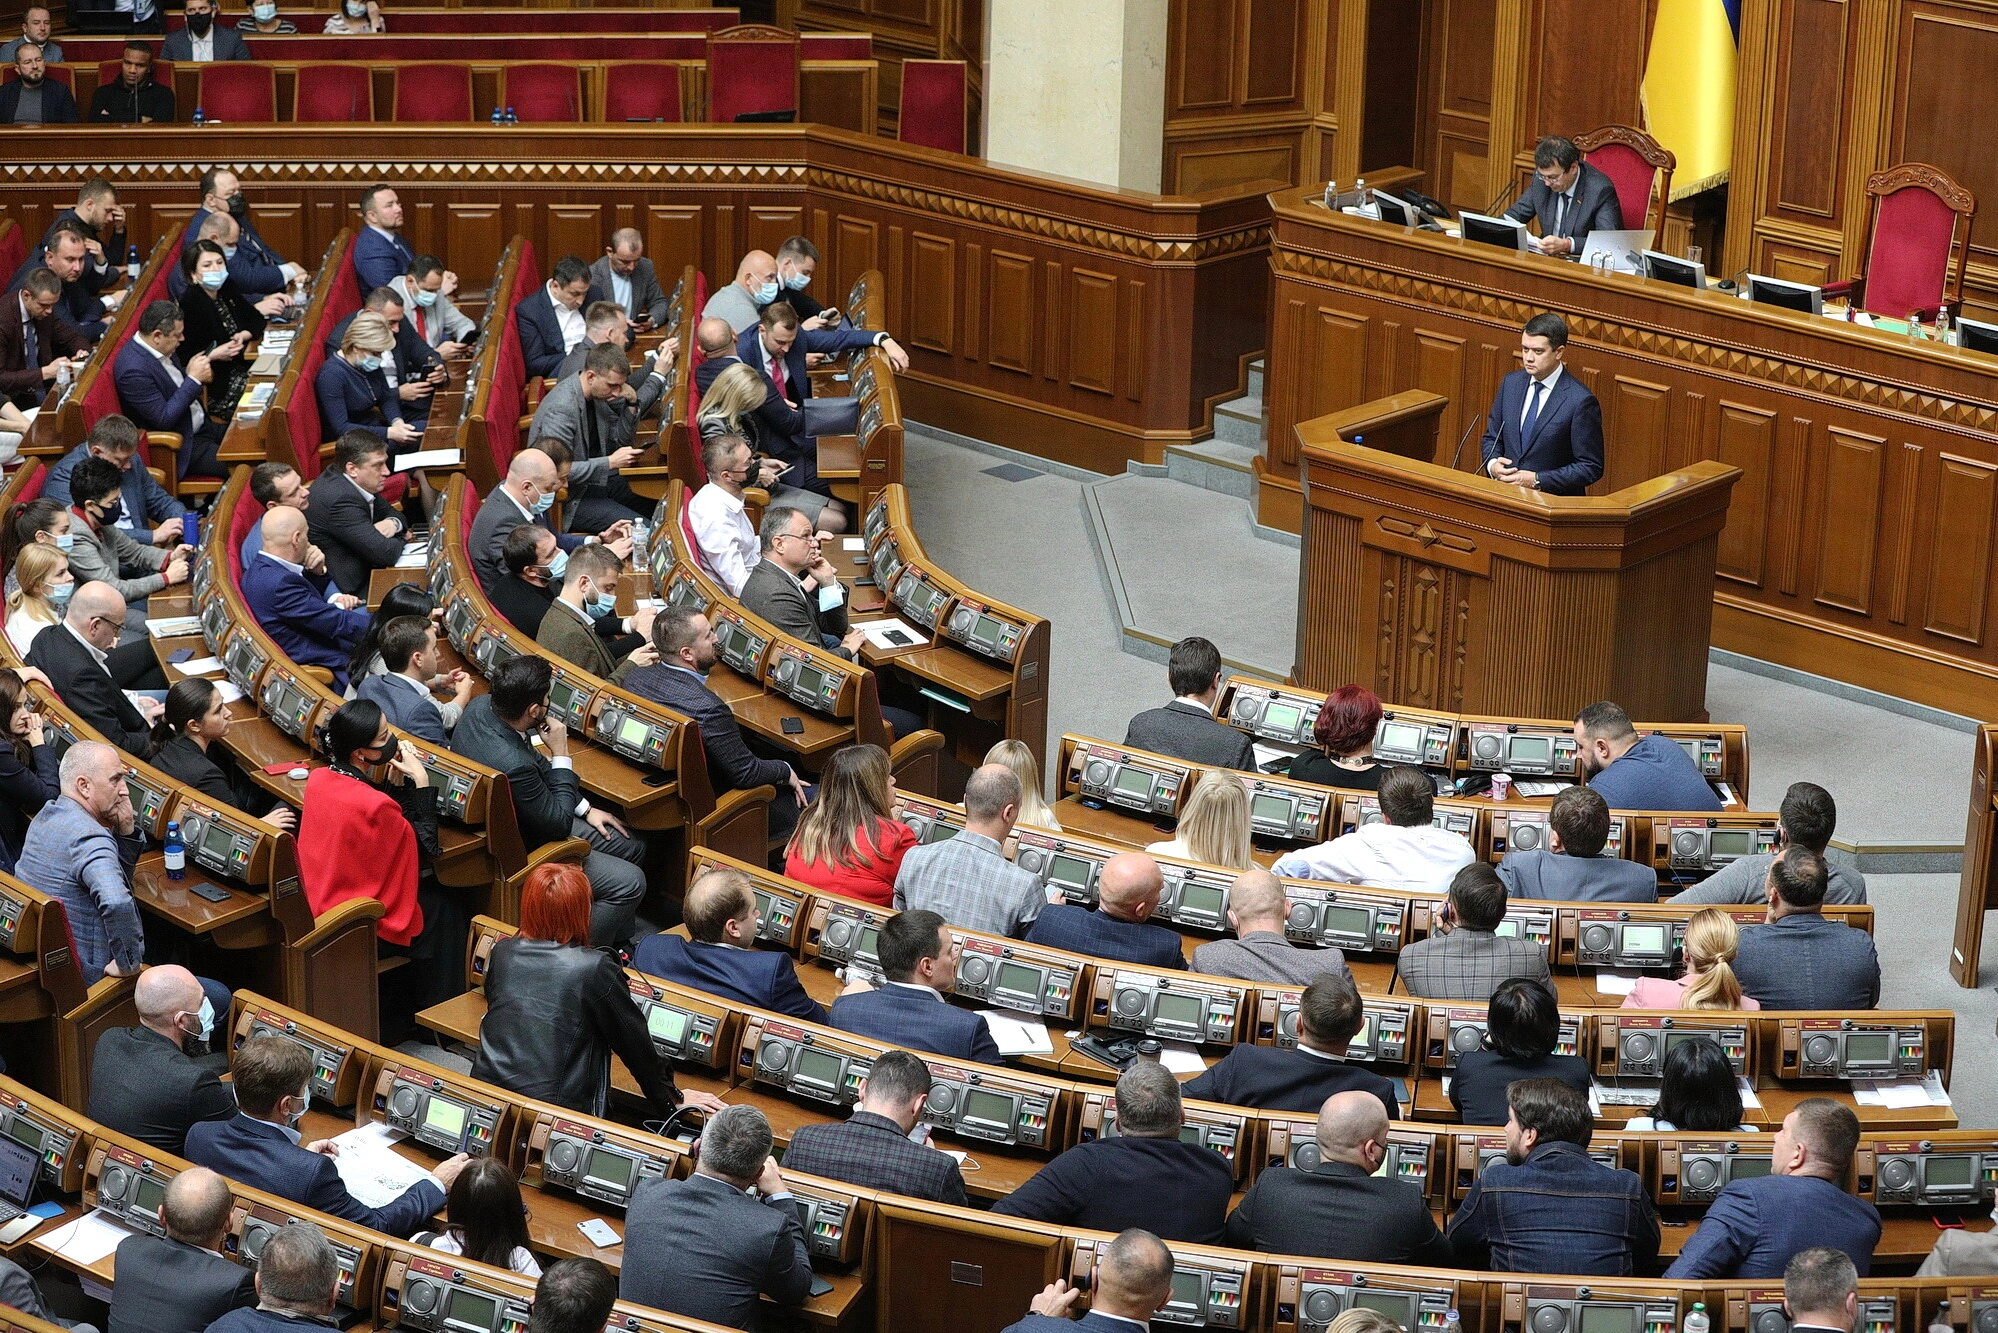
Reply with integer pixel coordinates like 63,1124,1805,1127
142,337,205,435
188,30,214,59
686,482,759,596
1520,364,1563,433
549,288,585,355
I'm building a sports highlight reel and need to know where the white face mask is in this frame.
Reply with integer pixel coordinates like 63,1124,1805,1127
285,1083,311,1128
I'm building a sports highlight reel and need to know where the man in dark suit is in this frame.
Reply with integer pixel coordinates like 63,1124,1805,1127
29,179,126,297
0,268,89,409
1734,845,1881,1011
632,867,829,1023
1191,868,1349,985
781,1049,968,1206
161,0,251,60
526,342,650,530
27,582,162,752
1224,1089,1453,1264
1784,1250,1865,1333
306,431,408,597
993,1061,1232,1243
203,1221,347,1333
449,655,647,946
1394,862,1556,1001
185,1036,465,1238
487,524,561,639
13,225,120,343
692,315,741,395
1027,851,1186,969
1665,1099,1881,1278
1496,785,1658,903
1122,635,1256,771
1477,311,1604,496
1000,1230,1174,1333
625,607,809,838
517,256,594,380
352,185,415,296
586,229,669,328
0,42,79,123
1502,135,1625,256
183,168,302,297
108,1166,256,1333
468,443,627,590
1183,970,1398,1119
829,909,1002,1064
241,506,371,692
526,1261,619,1333
87,965,234,1155
116,299,226,481
618,1104,813,1329
355,618,467,745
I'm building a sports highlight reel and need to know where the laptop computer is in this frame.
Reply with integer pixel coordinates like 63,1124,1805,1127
0,1134,37,1224
1580,229,1655,273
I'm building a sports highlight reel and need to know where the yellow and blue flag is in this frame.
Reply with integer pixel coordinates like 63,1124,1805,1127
1641,0,1740,197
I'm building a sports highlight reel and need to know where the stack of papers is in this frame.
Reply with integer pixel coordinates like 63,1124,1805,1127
1593,973,1641,996
329,1122,434,1208
394,543,430,569
37,1210,136,1264
1155,1042,1208,1075
1737,1077,1763,1110
979,1011,1053,1056
146,616,203,639
177,655,224,676
394,448,463,472
1853,1071,1951,1108
855,618,928,650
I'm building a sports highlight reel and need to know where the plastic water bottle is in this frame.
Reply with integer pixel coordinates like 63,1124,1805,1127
1355,177,1368,206
1442,1309,1462,1333
192,106,206,127
631,519,649,563
490,107,503,127
126,245,141,282
504,106,518,126
1684,1302,1710,1333
54,359,71,393
163,821,187,880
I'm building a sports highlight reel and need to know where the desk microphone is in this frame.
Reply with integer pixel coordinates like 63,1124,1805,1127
1481,174,1522,217
1447,411,1486,474
1715,266,1751,293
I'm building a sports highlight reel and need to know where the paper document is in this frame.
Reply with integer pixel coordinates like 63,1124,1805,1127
1714,782,1737,805
249,353,284,376
1737,1077,1762,1110
1514,780,1570,798
1157,1042,1208,1075
239,383,275,411
842,538,865,551
395,448,463,472
329,1123,434,1208
395,544,430,568
1593,973,1640,996
1853,1072,1950,1108
980,1011,1054,1056
146,616,203,639
37,1210,136,1265
215,681,245,704
855,618,928,650
178,656,224,676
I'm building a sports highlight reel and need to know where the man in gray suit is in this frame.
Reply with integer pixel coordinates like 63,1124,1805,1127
1733,846,1880,1011
468,443,632,591
1675,782,1867,906
1496,786,1657,903
1122,636,1255,771
618,1104,813,1329
739,505,862,658
355,616,468,743
526,342,650,531
1502,135,1625,257
109,1166,256,1333
1395,862,1554,1001
1192,868,1348,985
586,229,670,329
554,300,675,386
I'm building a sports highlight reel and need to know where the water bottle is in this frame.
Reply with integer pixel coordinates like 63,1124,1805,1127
54,359,71,393
505,106,518,126
192,106,206,127
490,107,503,127
163,821,187,880
126,244,141,282
1355,177,1368,207
1442,1310,1462,1333
631,519,649,563
1323,180,1339,209
1935,308,1953,345
1684,1302,1710,1333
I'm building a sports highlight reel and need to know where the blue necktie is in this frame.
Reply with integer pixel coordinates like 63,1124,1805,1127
1522,379,1546,443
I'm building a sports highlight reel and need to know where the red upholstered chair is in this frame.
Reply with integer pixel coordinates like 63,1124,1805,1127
393,63,473,123
0,220,24,288
705,23,798,124
294,63,374,121
501,63,581,122
2,62,71,85
603,61,682,122
97,59,170,89
1822,163,1978,322
1573,124,1675,235
897,59,966,154
196,62,274,122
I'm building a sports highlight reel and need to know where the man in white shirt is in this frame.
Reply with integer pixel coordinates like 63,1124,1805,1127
687,433,781,596
517,257,592,378
390,255,472,359
1273,763,1475,892
164,0,251,61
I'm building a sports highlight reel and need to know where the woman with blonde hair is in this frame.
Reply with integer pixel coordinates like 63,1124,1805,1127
1147,771,1254,869
1623,907,1759,1010
985,739,1059,831
785,742,916,908
1327,1311,1406,1333
316,309,421,449
4,544,74,656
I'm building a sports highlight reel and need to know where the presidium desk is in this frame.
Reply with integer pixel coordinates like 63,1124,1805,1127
1261,187,1998,720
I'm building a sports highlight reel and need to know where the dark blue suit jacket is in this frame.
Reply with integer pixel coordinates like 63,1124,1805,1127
732,321,886,463
514,286,571,379
1478,367,1604,496
1662,1173,1882,1278
632,933,826,1024
1004,1314,1149,1333
177,212,289,297
241,551,371,689
314,353,403,443
1182,1044,1400,1120
355,672,449,745
1733,912,1881,1011
162,23,251,60
114,339,208,474
1025,903,1184,970
989,1135,1235,1243
184,1112,444,1238
353,227,415,297
829,983,1002,1065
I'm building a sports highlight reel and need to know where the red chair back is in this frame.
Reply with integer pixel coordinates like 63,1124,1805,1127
87,239,180,432
15,463,44,505
705,23,797,124
483,242,539,477
501,63,581,122
393,63,472,122
294,63,374,121
0,221,24,287
1584,143,1656,234
897,60,965,154
227,491,264,586
96,60,170,88
196,62,274,122
1863,175,1970,321
603,61,681,122
2,63,72,85
460,482,480,541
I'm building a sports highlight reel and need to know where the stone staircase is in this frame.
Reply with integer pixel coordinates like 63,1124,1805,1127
1127,358,1268,504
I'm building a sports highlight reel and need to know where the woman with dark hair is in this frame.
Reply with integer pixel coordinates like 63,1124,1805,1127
1288,684,1386,791
0,668,59,873
1,498,72,587
1449,977,1592,1125
178,238,286,425
296,699,462,1041
472,863,727,1119
417,1157,541,1277
1626,1036,1753,1132
784,743,914,907
347,581,437,690
148,677,298,831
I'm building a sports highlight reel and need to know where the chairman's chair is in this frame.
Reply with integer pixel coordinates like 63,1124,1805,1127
705,23,798,124
1573,124,1675,235
1821,163,1978,322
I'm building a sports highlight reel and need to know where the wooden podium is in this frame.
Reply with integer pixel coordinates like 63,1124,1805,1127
1292,392,1741,721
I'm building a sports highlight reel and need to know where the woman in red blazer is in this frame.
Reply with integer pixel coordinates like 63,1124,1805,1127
784,744,916,908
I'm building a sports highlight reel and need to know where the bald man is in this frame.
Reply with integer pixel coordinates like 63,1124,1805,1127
701,249,779,336
1003,1228,1174,1333
25,580,162,752
88,965,235,1153
1223,1091,1451,1264
15,740,147,985
1026,852,1186,969
632,868,832,1022
1192,868,1350,985
242,505,370,691
109,1166,256,1333
467,443,629,590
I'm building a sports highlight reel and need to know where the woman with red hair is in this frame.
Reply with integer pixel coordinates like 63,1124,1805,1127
1289,684,1387,791
472,863,728,1118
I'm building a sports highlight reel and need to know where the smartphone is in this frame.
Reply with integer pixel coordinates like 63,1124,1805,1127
168,647,195,665
182,513,199,546
781,717,805,735
190,883,232,903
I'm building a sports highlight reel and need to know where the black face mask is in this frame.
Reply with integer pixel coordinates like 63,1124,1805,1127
226,192,250,220
187,11,212,35
370,735,401,767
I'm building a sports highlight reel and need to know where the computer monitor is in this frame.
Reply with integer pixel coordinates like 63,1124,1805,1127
1956,315,1998,355
1459,211,1531,253
1747,274,1824,315
1643,250,1707,289
1373,193,1416,226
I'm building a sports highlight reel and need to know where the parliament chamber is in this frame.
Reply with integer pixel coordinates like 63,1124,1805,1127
1,0,1996,1331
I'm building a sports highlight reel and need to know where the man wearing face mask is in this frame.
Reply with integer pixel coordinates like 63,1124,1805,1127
700,248,782,338
535,544,656,685
164,0,250,61
88,965,236,1155
527,341,651,530
184,168,303,296
769,235,841,327
188,1036,467,1238
467,441,630,591
391,255,472,359
243,506,371,691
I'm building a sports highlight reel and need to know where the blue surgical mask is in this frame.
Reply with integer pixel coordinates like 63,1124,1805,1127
754,280,780,304
529,489,555,516
414,287,438,307
223,244,238,260
343,0,366,15
585,591,616,618
47,580,74,607
53,531,75,552
252,2,276,18
544,549,568,581
357,354,382,372
784,269,810,291
200,269,227,291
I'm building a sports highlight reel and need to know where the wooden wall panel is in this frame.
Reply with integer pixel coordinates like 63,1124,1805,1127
1713,402,1776,588
986,252,1036,376
1925,453,1997,644
1895,7,1998,252
1171,0,1239,112
1772,0,1849,219
1603,375,1672,491
1811,426,1886,615
1428,0,1496,208
444,203,504,280
1067,271,1118,396
1160,0,1324,193
545,205,605,267
746,207,806,262
1531,0,1645,141
644,204,704,277
1412,328,1468,462
907,233,956,354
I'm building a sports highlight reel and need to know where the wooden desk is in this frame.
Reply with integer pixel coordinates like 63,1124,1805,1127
1757,1084,1958,1134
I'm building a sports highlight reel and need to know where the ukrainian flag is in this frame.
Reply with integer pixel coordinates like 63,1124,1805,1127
1641,0,1741,197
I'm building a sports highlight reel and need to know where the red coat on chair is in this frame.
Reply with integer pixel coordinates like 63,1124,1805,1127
297,766,423,945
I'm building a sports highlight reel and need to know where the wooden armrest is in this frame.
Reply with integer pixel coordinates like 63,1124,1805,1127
522,836,592,874
298,895,386,948
888,728,947,796
144,431,183,474
147,467,168,485
298,665,334,686
743,487,770,507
